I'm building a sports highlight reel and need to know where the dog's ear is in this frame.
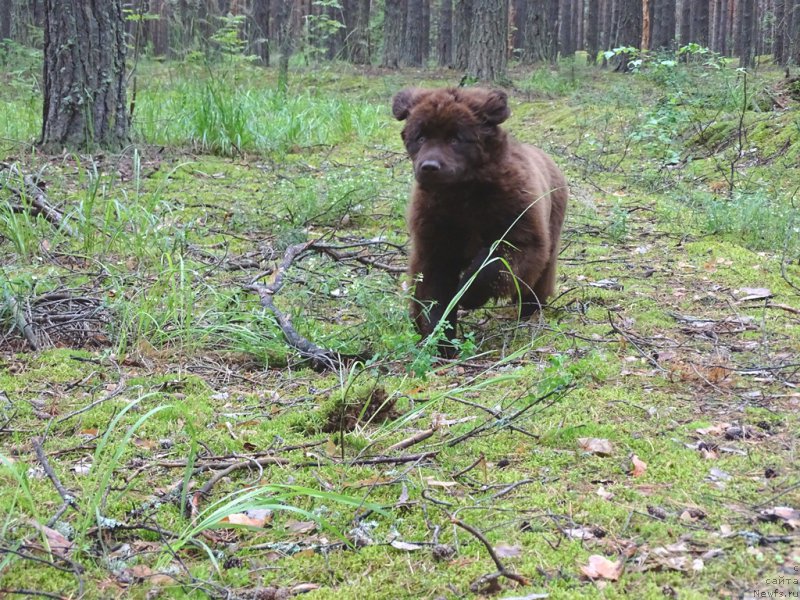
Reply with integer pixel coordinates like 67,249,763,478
457,88,510,125
479,89,510,125
392,88,425,121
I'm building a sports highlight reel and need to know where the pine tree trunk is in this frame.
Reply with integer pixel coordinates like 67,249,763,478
613,0,641,69
791,0,800,64
383,0,407,67
546,0,559,61
252,0,271,65
453,0,472,69
404,0,424,65
560,0,574,56
40,0,129,152
691,0,710,45
438,0,454,66
1,0,11,41
679,0,691,42
346,0,371,63
737,0,755,66
467,0,508,80
773,0,785,63
586,0,600,61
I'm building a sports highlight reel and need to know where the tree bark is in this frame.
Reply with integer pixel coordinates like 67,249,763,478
546,0,559,61
383,0,407,67
560,0,574,56
453,0,472,69
586,0,599,61
404,0,425,65
346,0,371,63
40,0,129,152
252,0,271,65
690,0,710,45
737,0,755,66
613,0,641,69
679,0,691,43
438,0,454,66
467,0,508,80
1,0,11,41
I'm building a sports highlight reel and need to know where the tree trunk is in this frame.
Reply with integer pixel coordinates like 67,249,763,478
252,0,271,65
275,0,295,91
788,0,799,64
773,0,785,64
519,0,547,62
453,0,471,68
467,0,508,80
560,0,574,56
679,0,691,42
347,0,371,63
404,0,425,65
613,0,641,69
1,0,11,41
383,0,407,67
586,0,600,61
737,0,755,66
651,0,676,49
438,0,454,66
691,0,710,45
40,0,129,152
546,0,559,61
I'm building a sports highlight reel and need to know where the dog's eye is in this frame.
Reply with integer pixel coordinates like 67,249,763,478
416,135,426,144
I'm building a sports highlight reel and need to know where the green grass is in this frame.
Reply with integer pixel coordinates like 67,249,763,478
1,57,800,598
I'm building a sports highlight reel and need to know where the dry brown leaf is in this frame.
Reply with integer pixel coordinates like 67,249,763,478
286,520,317,535
222,509,272,528
695,423,731,435
630,454,647,477
31,522,74,558
578,438,614,456
580,555,622,581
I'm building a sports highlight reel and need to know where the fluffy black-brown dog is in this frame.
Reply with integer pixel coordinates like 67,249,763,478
393,87,568,354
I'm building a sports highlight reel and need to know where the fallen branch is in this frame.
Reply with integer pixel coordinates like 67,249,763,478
450,515,529,591
2,164,76,236
244,240,368,372
2,287,41,350
189,456,289,516
32,437,77,526
386,428,437,452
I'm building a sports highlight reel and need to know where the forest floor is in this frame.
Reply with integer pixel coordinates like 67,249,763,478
1,59,800,599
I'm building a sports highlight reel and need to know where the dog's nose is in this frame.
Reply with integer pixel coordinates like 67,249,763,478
420,160,441,172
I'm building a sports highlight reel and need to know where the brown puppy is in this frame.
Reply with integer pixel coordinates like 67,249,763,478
392,87,568,353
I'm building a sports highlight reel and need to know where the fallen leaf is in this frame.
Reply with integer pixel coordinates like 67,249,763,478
580,555,622,581
630,455,647,477
736,287,772,302
30,521,74,558
596,486,614,500
286,520,316,535
222,508,273,528
495,543,522,558
758,507,800,530
390,540,423,551
578,438,614,456
423,477,458,488
696,422,731,436
291,583,321,594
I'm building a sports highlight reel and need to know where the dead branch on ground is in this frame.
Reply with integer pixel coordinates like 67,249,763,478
244,240,368,372
450,515,529,591
1,163,76,236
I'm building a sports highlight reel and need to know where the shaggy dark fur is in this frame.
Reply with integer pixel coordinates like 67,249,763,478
392,87,568,354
